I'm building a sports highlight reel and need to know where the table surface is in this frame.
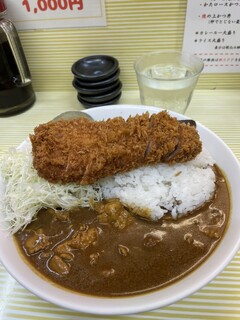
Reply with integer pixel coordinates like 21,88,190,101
1,90,240,320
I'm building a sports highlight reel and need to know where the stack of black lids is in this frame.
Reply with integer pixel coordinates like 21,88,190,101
71,55,122,108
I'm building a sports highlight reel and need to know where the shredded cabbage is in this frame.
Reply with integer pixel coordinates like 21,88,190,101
0,148,102,234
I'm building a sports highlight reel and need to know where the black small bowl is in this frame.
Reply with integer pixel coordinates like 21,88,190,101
78,82,122,104
78,92,122,108
72,55,119,81
74,68,120,89
73,79,121,96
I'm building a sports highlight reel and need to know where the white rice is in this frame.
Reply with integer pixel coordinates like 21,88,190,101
99,148,216,220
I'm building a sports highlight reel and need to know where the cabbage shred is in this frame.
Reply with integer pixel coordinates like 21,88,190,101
0,149,102,234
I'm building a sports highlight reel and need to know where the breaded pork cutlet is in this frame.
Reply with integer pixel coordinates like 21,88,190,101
30,111,202,185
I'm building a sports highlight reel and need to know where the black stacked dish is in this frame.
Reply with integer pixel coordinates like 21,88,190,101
71,55,122,108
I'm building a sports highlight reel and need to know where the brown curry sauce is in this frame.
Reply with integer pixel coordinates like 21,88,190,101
14,166,230,297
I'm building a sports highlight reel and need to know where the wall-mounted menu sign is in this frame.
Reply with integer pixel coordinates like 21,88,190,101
183,0,240,73
5,0,106,30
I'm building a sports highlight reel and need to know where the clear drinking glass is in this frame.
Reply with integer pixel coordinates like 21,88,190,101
134,51,204,114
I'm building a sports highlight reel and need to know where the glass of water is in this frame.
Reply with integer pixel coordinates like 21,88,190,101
134,51,204,114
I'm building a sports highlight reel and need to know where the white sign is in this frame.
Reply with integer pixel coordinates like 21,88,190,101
183,0,240,73
5,0,106,30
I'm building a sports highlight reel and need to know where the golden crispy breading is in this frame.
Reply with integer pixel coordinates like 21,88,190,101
30,111,202,185
168,122,202,163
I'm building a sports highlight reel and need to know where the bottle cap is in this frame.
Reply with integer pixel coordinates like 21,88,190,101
0,0,6,13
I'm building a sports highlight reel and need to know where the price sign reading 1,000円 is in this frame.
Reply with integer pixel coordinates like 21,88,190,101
22,0,83,13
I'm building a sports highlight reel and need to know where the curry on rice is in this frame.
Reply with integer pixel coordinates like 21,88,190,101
0,111,230,297
14,166,230,297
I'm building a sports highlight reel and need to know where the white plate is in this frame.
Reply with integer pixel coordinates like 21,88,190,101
1,105,240,315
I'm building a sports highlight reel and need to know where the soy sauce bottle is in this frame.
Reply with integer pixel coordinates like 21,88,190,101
0,0,35,116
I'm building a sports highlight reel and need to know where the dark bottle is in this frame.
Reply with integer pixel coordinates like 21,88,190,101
0,0,35,116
